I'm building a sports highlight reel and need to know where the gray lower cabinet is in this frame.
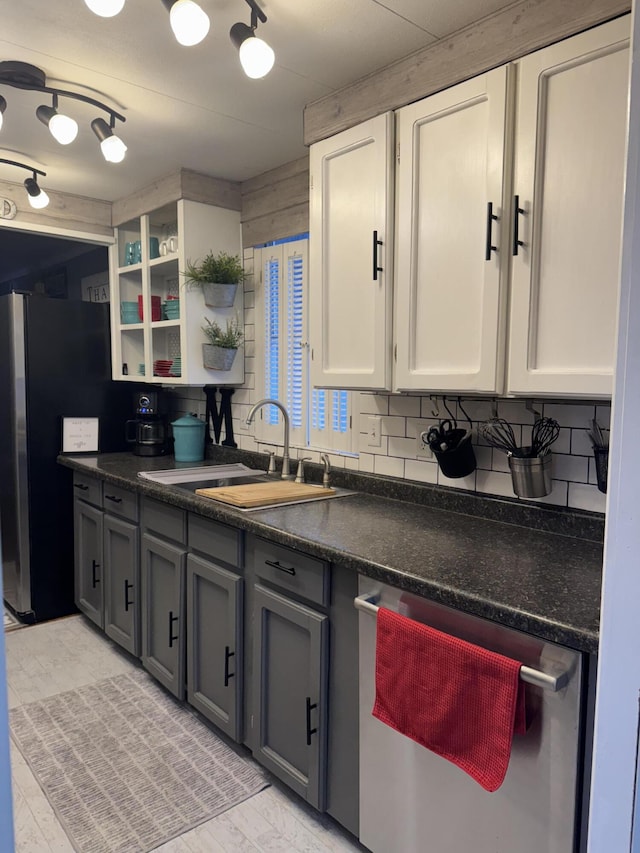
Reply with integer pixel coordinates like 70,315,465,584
74,498,104,629
141,531,186,699
187,554,243,741
103,514,139,656
252,582,329,810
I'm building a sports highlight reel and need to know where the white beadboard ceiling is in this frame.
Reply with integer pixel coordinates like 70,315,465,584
0,0,516,202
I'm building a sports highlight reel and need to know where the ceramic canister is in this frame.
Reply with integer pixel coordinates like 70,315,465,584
171,413,206,462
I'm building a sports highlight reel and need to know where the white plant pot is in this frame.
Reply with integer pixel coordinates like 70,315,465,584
202,343,238,371
202,282,238,308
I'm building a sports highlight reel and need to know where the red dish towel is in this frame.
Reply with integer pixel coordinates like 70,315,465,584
372,607,527,792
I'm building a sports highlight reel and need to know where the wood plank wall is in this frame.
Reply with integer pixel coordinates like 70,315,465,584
304,0,631,145
0,178,112,238
240,157,309,247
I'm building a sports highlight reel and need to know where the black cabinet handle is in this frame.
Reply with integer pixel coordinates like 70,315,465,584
168,611,179,648
74,483,89,491
105,495,122,504
372,230,383,281
265,559,296,576
224,646,235,687
91,559,100,588
512,195,526,256
124,580,133,611
306,697,318,746
485,201,498,261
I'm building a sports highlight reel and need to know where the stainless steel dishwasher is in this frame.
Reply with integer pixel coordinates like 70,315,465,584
357,576,586,853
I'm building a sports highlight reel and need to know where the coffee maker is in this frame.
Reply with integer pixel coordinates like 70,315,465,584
125,391,169,456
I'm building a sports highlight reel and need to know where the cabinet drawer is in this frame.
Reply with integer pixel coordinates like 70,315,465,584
142,497,186,544
254,538,329,607
102,483,139,522
72,473,102,508
188,514,243,569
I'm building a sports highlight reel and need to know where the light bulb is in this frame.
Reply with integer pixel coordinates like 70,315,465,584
84,0,125,16
24,178,50,209
0,112,3,132
48,113,78,145
169,0,210,46
100,134,127,163
239,36,275,79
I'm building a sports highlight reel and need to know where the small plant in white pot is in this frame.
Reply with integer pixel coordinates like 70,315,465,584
182,251,246,308
202,315,244,371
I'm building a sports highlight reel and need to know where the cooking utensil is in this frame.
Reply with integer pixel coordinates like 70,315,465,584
425,419,455,451
586,418,607,449
480,418,519,454
531,417,560,456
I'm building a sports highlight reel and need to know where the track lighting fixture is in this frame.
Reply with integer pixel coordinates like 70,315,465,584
0,60,126,173
230,0,274,79
0,159,50,209
83,0,125,16
91,117,128,163
162,0,210,46
83,0,211,47
36,95,78,145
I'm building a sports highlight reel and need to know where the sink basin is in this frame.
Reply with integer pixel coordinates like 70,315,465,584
137,463,265,485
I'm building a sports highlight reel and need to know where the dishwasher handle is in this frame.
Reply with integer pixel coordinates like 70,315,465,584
354,593,569,693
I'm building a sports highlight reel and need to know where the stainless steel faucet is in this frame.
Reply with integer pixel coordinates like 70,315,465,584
320,453,331,488
246,399,294,480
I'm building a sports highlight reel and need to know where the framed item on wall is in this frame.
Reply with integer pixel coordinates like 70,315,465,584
61,417,100,454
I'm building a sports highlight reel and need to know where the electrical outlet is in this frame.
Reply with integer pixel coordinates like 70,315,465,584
367,415,382,447
415,421,434,459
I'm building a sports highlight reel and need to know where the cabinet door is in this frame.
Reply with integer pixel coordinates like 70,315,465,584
394,67,512,393
141,532,186,699
252,583,328,810
309,112,394,390
104,514,140,657
508,17,629,397
187,554,243,741
74,499,103,629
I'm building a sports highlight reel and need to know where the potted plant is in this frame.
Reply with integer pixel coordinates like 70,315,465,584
201,315,244,370
182,251,246,308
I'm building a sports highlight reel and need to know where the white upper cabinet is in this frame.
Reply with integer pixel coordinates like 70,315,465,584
309,113,394,390
394,67,512,393
507,17,629,397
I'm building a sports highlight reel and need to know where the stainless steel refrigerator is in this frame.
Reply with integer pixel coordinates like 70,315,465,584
0,292,133,622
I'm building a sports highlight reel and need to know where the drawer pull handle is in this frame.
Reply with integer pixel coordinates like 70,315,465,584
265,559,296,576
306,697,318,746
168,611,179,648
74,483,89,491
91,559,100,588
372,230,383,281
224,645,235,687
485,201,498,261
105,495,122,503
512,194,526,256
124,580,133,611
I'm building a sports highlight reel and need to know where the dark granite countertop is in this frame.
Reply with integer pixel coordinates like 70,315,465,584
58,452,603,653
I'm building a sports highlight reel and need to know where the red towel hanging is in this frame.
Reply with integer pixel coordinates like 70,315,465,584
372,606,527,792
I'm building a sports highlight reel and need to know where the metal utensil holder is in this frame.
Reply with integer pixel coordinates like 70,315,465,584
508,451,553,498
593,446,608,494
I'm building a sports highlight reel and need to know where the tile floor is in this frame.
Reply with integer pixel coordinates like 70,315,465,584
5,615,364,852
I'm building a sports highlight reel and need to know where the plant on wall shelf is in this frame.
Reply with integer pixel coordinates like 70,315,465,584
201,315,244,371
182,251,246,307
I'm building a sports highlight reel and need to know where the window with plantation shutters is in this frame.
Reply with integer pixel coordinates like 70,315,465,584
254,235,353,453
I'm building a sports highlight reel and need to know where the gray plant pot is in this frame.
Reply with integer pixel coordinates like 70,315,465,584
202,281,238,308
202,343,237,371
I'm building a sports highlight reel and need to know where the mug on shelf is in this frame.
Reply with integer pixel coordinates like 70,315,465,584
124,242,137,265
149,237,160,259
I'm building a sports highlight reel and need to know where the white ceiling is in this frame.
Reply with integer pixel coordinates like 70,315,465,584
0,0,516,202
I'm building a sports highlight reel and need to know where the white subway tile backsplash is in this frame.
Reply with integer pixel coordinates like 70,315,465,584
389,395,421,418
388,436,418,458
359,394,390,415
543,403,595,429
404,458,439,484
358,453,375,473
568,482,607,513
381,415,406,437
473,445,492,470
438,470,477,491
374,455,405,478
595,405,611,429
571,428,595,456
552,453,589,483
475,469,515,499
491,449,511,473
